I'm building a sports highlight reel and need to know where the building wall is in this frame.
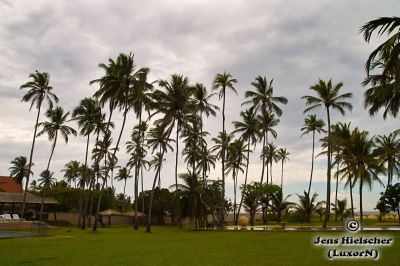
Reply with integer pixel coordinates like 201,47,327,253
0,176,22,193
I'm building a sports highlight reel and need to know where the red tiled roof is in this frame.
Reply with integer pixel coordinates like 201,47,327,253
0,176,23,193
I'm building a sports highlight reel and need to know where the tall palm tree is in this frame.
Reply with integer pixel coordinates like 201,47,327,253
337,129,384,224
9,156,33,186
243,76,287,184
257,111,279,184
261,143,279,184
38,169,56,221
277,148,290,190
147,123,175,187
212,72,237,227
225,139,247,225
37,106,77,171
72,98,103,173
300,114,326,194
152,74,194,190
302,79,353,228
114,166,132,212
232,107,261,221
193,83,219,182
20,70,58,215
374,132,400,187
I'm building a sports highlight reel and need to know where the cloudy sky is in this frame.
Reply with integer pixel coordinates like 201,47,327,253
1,0,399,211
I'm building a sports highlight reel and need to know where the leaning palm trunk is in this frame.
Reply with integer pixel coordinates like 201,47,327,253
93,105,128,232
22,102,42,216
236,136,251,224
146,154,163,233
40,133,58,221
307,130,316,195
39,188,46,221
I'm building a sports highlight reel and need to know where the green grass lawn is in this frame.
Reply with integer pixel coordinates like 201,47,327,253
0,226,399,266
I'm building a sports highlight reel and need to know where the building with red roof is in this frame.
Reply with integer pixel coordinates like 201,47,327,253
0,176,22,193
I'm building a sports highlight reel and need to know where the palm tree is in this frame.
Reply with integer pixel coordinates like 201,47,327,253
300,114,326,194
331,199,352,222
261,143,279,184
147,123,175,187
212,72,237,227
295,191,320,223
337,129,384,224
302,79,353,228
270,190,293,223
225,139,247,225
193,83,219,182
360,17,400,117
243,76,287,184
62,160,81,188
37,106,77,171
114,166,132,212
232,107,261,221
9,156,33,186
277,148,290,190
152,74,194,190
257,111,279,184
38,169,56,221
20,70,58,215
374,132,400,187
72,98,103,173
147,152,166,233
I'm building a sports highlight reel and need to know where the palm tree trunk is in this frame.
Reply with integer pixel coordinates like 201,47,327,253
260,133,266,184
93,177,107,232
175,121,179,190
141,166,145,226
134,163,140,230
323,107,331,229
79,134,90,228
359,178,363,225
122,178,126,212
280,160,284,189
236,137,251,223
40,133,58,221
349,174,354,218
46,132,58,171
134,109,142,230
221,87,226,228
307,130,315,195
147,160,162,233
39,188,46,221
334,163,339,222
82,179,93,229
270,161,273,185
233,169,237,225
21,102,42,216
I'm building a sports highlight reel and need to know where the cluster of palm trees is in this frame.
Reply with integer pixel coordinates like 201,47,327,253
7,16,400,231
